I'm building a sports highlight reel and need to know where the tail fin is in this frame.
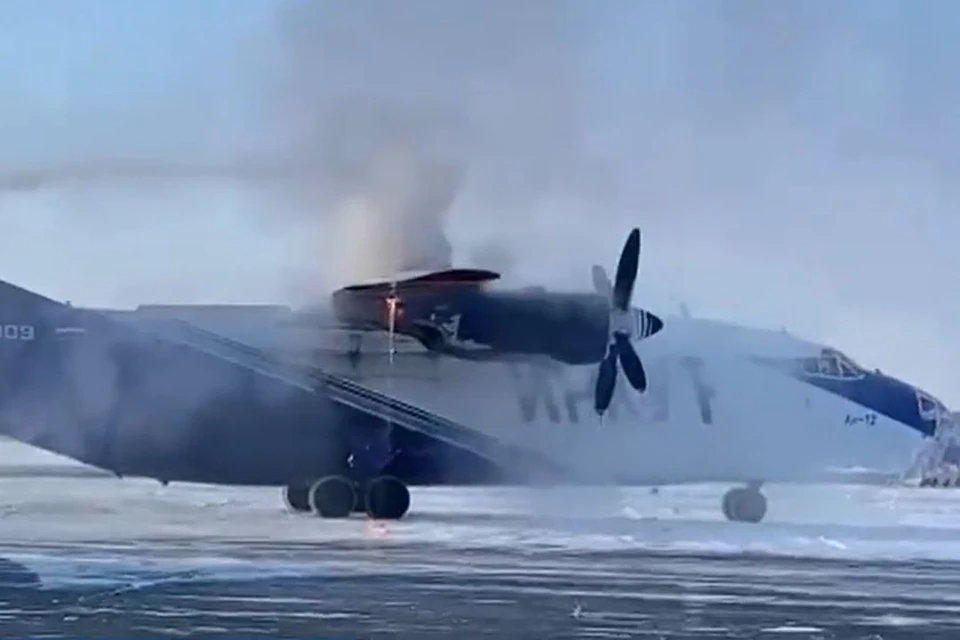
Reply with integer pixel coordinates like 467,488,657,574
0,279,103,464
0,277,334,481
0,278,85,387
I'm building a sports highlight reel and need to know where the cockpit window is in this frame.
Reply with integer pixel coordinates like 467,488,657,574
837,360,859,377
822,348,865,375
799,348,867,380
916,390,946,422
819,357,841,377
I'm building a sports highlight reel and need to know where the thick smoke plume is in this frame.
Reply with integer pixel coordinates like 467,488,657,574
258,0,602,290
0,0,605,295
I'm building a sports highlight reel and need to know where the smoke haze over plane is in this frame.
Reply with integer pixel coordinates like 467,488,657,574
1,0,960,406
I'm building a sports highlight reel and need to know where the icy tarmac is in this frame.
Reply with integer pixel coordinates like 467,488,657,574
1,440,960,638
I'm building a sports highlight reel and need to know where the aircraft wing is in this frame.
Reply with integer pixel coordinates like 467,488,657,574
339,267,501,292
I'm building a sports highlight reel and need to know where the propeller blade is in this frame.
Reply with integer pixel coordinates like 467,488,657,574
594,346,619,415
614,334,647,391
612,228,641,311
591,264,613,299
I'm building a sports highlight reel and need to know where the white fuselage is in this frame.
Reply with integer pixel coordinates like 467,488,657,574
176,308,925,485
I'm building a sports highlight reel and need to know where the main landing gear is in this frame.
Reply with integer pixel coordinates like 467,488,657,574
721,481,767,523
283,475,411,520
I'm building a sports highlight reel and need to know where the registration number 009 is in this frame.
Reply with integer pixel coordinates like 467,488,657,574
0,324,35,341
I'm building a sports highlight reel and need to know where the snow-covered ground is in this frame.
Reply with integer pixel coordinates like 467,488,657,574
0,458,957,558
0,438,109,477
2,437,960,589
2,443,955,637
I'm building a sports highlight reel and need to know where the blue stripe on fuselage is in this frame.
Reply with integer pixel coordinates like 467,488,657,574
753,357,935,437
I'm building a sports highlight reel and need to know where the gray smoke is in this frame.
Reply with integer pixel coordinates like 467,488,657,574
0,0,603,295
256,0,602,290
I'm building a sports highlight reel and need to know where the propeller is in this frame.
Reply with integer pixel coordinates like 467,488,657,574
590,228,664,417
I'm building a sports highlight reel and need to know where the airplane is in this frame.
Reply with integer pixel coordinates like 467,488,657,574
0,228,950,526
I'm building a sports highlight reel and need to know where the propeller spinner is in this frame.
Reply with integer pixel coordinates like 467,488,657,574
591,228,664,417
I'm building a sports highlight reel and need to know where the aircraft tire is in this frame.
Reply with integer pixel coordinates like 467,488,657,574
352,496,367,513
308,476,357,518
364,475,410,520
282,483,311,512
721,486,767,523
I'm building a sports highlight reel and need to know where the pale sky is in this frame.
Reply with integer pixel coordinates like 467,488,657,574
2,1,960,404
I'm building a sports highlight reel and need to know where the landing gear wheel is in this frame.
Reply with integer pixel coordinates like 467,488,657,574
308,476,357,518
722,485,767,523
364,475,410,520
282,483,311,513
